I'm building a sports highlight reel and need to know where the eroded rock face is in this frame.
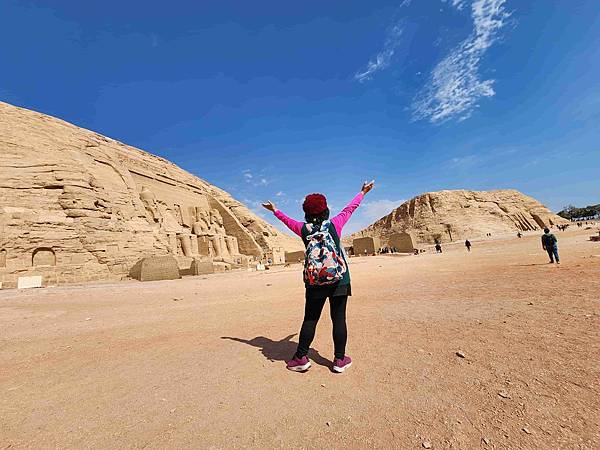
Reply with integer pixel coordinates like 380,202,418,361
347,189,569,245
0,101,301,287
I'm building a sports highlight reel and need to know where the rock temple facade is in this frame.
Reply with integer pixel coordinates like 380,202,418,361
347,189,570,246
0,101,302,287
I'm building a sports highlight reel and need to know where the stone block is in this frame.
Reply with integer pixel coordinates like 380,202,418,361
232,255,251,268
388,232,415,253
17,275,43,289
190,259,215,275
265,247,286,265
129,256,181,282
353,237,381,256
213,262,230,272
285,250,305,263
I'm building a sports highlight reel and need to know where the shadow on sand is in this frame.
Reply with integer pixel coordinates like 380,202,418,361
513,263,554,267
221,334,332,369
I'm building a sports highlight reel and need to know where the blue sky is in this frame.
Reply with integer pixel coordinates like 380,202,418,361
2,0,599,233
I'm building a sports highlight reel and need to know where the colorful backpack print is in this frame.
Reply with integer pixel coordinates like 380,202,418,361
303,220,347,286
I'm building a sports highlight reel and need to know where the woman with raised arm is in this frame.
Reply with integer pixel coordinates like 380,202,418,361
262,180,374,373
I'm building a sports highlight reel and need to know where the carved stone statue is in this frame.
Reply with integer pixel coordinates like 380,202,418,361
210,209,226,235
173,204,184,226
193,208,211,235
225,236,239,256
189,205,241,262
140,186,161,223
177,234,193,257
211,235,229,261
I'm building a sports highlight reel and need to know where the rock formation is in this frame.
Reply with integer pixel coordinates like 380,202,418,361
347,189,569,246
0,101,301,287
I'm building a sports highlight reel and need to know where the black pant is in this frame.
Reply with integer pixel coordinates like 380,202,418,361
546,245,559,263
295,291,348,360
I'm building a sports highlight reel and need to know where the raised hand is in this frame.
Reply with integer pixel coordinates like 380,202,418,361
261,201,277,213
361,180,375,195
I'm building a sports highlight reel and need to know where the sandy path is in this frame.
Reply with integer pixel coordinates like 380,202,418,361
1,229,599,449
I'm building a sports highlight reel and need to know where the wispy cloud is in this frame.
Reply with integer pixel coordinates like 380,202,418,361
242,169,270,187
447,147,518,169
354,23,404,83
449,154,484,168
413,0,510,123
443,0,468,10
242,198,266,217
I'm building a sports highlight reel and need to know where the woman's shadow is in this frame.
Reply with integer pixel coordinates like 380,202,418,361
221,334,332,369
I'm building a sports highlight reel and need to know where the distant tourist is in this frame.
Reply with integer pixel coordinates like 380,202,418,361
435,243,443,253
541,227,560,264
262,180,374,373
465,239,471,252
517,232,522,238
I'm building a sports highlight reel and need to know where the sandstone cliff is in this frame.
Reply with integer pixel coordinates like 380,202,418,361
0,101,301,287
347,189,569,246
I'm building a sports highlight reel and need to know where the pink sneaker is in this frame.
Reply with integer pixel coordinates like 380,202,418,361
286,355,311,372
333,356,352,373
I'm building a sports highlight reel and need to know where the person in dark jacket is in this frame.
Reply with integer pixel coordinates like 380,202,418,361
541,228,560,264
465,240,472,252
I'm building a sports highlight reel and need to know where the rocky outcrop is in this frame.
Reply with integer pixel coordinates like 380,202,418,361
347,189,569,245
0,101,301,287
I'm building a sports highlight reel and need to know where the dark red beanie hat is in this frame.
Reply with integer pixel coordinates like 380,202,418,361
303,193,328,215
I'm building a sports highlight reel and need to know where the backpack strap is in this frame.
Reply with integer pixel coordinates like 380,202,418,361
301,223,311,246
326,221,342,250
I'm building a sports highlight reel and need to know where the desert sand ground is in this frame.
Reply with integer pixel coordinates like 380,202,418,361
1,227,599,449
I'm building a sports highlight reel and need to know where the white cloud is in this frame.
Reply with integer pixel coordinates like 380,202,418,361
412,0,510,123
243,169,253,182
354,23,404,83
443,0,468,10
275,191,285,197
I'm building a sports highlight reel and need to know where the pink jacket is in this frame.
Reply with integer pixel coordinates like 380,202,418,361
274,192,364,238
